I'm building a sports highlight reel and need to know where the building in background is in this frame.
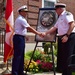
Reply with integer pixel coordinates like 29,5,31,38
13,0,57,43
0,0,75,43
42,0,57,8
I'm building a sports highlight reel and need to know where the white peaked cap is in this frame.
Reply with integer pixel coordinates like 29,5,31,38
17,5,28,12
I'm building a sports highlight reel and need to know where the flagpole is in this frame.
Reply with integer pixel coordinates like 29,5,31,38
2,0,14,74
6,60,10,70
1,60,12,75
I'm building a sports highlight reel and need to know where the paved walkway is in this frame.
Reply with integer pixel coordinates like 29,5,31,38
25,42,42,52
0,66,62,75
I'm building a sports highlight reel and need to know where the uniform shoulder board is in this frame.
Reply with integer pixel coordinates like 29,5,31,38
66,11,71,15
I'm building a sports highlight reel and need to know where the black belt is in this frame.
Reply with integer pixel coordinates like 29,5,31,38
15,34,25,37
58,34,65,39
58,33,75,39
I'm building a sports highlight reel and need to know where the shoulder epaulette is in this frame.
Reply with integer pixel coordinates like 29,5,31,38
66,11,71,15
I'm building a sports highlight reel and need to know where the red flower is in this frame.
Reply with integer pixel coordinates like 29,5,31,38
37,61,53,71
36,60,41,64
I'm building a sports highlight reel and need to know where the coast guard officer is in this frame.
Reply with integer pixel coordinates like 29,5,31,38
12,5,43,75
44,3,75,75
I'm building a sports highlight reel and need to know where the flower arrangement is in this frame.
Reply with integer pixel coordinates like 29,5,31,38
24,60,39,73
24,44,57,73
36,60,53,72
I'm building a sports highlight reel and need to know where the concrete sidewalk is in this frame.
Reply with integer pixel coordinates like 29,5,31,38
25,42,42,52
0,67,62,75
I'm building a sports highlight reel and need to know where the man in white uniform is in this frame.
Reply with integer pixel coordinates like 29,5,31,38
12,5,43,75
44,3,75,75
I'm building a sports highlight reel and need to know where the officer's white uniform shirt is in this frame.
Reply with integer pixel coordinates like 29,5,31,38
14,15,30,36
54,10,74,36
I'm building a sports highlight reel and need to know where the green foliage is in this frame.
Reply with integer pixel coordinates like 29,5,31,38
24,55,30,60
24,42,57,73
25,49,43,61
32,49,43,61
25,50,33,57
43,42,57,56
43,42,51,54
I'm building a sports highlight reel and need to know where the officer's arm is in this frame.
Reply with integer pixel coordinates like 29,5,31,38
66,21,75,36
46,27,57,35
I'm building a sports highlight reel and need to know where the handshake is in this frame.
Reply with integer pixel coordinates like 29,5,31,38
38,32,47,37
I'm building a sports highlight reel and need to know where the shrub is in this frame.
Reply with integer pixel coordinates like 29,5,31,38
24,43,57,73
32,49,43,61
43,42,57,56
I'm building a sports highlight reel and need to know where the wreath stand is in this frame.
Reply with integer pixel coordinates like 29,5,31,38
25,41,56,75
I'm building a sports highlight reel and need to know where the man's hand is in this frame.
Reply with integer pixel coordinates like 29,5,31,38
38,32,46,37
61,35,68,43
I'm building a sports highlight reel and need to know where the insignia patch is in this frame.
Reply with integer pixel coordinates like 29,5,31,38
66,11,71,15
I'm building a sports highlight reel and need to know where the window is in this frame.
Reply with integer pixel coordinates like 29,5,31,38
42,0,56,8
